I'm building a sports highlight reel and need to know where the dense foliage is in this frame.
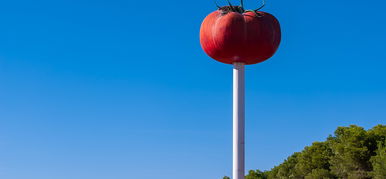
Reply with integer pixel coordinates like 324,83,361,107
223,125,386,179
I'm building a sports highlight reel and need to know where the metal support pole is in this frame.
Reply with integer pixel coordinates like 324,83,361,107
233,62,245,179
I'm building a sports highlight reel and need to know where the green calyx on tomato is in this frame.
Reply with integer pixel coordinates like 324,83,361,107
216,0,266,16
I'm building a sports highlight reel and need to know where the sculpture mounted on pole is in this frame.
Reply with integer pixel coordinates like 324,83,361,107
199,0,281,178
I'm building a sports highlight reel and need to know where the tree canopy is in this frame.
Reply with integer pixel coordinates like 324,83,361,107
223,124,386,179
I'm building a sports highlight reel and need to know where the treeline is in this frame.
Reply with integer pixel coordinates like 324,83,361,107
223,125,386,179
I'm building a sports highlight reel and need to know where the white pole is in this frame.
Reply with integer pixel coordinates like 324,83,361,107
233,62,245,179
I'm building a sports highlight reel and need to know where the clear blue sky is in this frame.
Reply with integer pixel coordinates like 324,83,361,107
0,0,385,178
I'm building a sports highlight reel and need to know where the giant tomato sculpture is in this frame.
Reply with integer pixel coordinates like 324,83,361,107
200,2,281,65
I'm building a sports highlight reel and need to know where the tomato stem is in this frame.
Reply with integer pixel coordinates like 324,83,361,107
217,0,266,14
226,0,236,11
254,0,265,11
214,0,221,9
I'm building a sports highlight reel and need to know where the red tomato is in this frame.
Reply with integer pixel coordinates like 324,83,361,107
200,6,281,65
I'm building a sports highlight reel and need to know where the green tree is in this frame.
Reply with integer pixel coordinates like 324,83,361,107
266,165,279,179
273,152,302,179
370,140,386,179
294,142,333,177
221,124,386,179
367,125,386,156
245,170,268,179
304,168,334,179
328,125,372,179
